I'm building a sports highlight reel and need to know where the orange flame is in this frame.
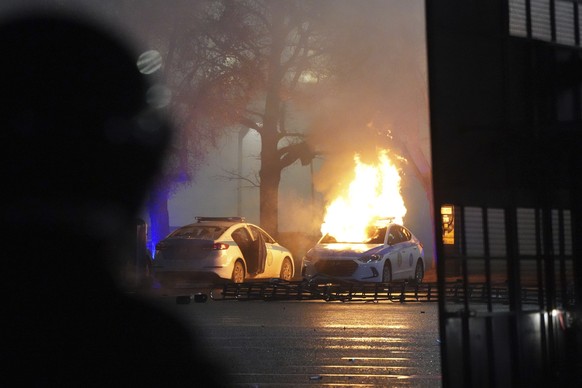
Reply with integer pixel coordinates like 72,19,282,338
321,150,406,242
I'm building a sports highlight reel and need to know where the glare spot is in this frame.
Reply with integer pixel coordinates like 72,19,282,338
137,50,162,74
146,84,172,108
299,71,318,83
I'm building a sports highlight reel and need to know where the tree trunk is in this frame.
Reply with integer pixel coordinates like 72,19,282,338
259,116,282,236
146,187,171,253
259,4,285,237
259,161,281,237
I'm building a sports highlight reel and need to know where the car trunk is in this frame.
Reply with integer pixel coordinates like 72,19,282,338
158,238,213,260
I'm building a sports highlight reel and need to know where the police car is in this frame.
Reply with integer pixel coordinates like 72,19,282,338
301,221,425,283
154,217,294,286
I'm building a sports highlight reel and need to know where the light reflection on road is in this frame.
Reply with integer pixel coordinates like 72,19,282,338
152,293,441,386
324,324,408,329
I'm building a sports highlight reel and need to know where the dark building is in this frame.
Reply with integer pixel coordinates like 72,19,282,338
426,0,582,386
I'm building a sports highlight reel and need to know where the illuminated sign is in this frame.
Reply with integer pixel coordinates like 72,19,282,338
441,205,454,245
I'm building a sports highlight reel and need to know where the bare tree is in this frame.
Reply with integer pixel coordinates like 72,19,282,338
114,0,430,242
146,0,339,236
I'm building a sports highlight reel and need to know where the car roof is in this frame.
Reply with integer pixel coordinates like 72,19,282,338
196,216,245,223
171,217,245,231
372,218,398,227
174,217,277,239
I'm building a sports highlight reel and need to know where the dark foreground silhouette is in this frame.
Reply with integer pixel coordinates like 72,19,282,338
1,11,229,387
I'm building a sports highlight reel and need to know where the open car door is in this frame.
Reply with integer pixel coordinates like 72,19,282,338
247,229,266,275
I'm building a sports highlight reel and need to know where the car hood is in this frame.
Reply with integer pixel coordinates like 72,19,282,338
306,243,387,259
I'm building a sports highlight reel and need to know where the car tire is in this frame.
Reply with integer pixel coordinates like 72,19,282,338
414,259,424,284
279,257,293,281
232,260,245,283
382,261,392,283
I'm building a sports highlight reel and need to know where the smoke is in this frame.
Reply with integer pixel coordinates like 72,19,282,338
293,0,434,260
305,1,428,197
304,0,428,202
278,190,322,235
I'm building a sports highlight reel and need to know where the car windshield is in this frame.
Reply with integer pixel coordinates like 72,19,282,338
169,225,226,240
320,226,387,244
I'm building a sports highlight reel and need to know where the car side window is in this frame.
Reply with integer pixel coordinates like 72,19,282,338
388,226,405,245
232,227,252,248
250,225,275,244
387,229,397,245
398,227,409,242
263,231,275,244
400,227,411,242
366,226,386,244
172,226,194,237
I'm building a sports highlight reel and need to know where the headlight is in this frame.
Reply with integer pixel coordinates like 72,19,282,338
358,254,381,263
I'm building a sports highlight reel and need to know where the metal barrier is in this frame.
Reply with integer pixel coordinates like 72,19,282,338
211,279,436,302
210,279,574,305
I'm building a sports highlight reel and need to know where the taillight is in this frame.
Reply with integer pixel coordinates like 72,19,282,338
205,242,229,250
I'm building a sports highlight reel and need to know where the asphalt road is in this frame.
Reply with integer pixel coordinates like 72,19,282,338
143,286,442,387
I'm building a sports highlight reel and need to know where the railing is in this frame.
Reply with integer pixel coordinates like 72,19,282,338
209,279,575,305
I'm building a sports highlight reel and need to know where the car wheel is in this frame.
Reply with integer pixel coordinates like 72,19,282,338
382,261,392,283
279,257,293,281
232,260,245,283
414,259,424,283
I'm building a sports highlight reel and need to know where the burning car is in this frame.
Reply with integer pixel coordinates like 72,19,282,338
153,217,295,286
301,220,424,283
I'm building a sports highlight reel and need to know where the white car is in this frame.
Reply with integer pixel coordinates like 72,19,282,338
153,217,294,286
302,222,425,283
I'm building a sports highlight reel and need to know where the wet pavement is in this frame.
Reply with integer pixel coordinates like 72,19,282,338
143,285,442,387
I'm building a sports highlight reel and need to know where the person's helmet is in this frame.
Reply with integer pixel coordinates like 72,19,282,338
0,11,171,230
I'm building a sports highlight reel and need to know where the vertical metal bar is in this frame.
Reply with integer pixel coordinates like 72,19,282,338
506,208,522,311
483,207,493,311
550,0,556,42
482,207,497,386
558,209,568,307
535,209,545,308
436,201,450,387
542,205,558,382
535,207,549,380
459,206,473,387
505,206,521,386
526,0,533,38
460,206,470,310
575,1,581,46
568,136,582,384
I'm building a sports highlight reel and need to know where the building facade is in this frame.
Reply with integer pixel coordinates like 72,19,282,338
426,0,582,386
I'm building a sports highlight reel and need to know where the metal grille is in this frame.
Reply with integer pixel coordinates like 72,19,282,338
509,0,581,47
556,0,576,44
509,0,528,37
531,0,552,41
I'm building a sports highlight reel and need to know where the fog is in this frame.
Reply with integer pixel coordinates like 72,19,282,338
2,0,433,260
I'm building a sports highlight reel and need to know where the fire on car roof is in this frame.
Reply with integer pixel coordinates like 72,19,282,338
321,149,407,240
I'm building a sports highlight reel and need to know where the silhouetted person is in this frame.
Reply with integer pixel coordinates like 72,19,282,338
1,11,229,387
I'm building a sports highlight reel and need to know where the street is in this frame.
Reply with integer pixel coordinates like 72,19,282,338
144,287,442,387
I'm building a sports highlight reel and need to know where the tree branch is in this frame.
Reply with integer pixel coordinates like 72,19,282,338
238,116,263,133
277,141,314,169
216,168,260,188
